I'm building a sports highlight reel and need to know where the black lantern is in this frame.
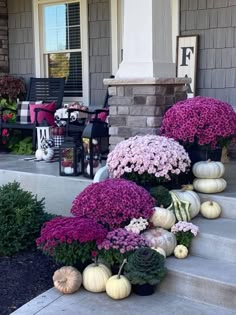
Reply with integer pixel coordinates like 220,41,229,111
82,111,109,179
59,137,83,176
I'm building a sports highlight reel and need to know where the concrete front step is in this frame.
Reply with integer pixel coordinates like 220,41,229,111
160,256,236,310
191,217,236,263
11,287,236,315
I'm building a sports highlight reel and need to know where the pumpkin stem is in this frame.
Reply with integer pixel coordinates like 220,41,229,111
117,259,127,279
209,201,214,206
93,256,98,266
207,159,211,163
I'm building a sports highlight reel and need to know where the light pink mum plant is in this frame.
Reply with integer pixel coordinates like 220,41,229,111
107,135,191,187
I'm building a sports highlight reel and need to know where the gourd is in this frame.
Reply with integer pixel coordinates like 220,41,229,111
200,201,222,219
167,192,191,222
193,178,227,193
151,247,166,258
172,190,201,219
106,259,131,300
150,207,176,229
193,160,225,179
174,245,188,259
82,262,112,293
53,266,82,294
42,147,54,161
143,228,177,256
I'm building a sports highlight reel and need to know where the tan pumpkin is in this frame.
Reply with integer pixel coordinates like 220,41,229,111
193,160,225,179
106,260,131,300
193,178,227,193
174,245,188,259
82,262,112,293
142,228,177,256
150,207,176,229
200,201,222,219
172,190,201,219
53,266,82,294
151,246,166,258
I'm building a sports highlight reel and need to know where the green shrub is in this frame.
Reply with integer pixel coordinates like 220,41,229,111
0,181,54,256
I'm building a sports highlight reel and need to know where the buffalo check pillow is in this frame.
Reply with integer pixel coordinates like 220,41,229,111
16,101,43,124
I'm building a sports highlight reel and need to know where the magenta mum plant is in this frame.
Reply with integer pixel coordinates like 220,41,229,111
160,96,236,148
98,228,148,266
107,135,191,186
71,178,155,230
36,217,107,265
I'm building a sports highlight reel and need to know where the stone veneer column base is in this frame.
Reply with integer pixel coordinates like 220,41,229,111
0,0,8,75
104,78,191,151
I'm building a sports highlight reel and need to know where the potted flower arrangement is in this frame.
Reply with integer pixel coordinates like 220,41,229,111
98,228,149,271
36,217,107,270
124,247,167,296
107,135,191,189
171,221,199,248
160,96,236,163
71,178,155,230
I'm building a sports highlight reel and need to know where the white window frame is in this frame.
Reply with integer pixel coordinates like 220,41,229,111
33,0,89,105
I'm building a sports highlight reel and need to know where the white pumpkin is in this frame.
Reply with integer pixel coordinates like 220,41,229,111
151,247,166,258
193,160,225,179
42,147,54,161
200,201,222,219
172,190,201,219
193,178,227,194
82,263,112,293
174,245,188,259
64,167,74,175
150,207,176,229
35,149,44,160
142,228,177,256
105,260,131,300
53,266,82,294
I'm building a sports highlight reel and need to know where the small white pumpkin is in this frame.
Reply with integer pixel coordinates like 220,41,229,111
42,147,54,161
200,201,222,219
193,160,225,179
82,262,112,293
53,266,82,294
64,166,74,175
150,207,176,230
151,247,166,258
174,245,188,259
143,228,177,256
35,149,44,160
193,178,227,193
172,190,201,219
106,260,131,300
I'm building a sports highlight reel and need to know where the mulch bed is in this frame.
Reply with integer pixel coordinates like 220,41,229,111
0,248,61,315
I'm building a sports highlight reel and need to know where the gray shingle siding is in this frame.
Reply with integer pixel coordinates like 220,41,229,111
180,0,236,108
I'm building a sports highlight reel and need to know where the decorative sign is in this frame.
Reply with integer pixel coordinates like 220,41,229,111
176,35,199,98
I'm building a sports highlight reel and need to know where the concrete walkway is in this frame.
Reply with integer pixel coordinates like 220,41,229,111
11,287,236,315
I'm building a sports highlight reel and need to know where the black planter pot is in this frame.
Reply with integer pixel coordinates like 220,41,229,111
186,146,222,165
132,283,156,296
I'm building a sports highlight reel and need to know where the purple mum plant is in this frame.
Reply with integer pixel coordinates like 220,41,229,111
71,178,155,230
98,228,149,266
36,217,107,266
160,96,236,148
107,135,191,186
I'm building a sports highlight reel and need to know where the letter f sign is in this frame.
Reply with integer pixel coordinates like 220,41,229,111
180,47,194,66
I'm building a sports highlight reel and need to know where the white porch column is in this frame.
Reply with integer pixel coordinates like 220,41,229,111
116,0,176,79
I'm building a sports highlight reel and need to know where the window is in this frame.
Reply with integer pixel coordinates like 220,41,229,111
33,0,89,104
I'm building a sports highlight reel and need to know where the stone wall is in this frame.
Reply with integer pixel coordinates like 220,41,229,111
104,78,189,151
0,0,8,75
180,0,236,110
88,0,111,107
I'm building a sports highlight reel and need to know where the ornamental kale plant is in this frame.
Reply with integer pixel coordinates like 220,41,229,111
171,221,199,248
124,247,167,285
36,217,107,265
107,135,191,187
98,228,148,266
160,96,236,149
71,179,155,230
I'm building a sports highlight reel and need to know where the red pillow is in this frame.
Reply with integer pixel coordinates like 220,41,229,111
29,102,56,126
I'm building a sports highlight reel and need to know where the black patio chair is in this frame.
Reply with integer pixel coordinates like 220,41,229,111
0,77,65,151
